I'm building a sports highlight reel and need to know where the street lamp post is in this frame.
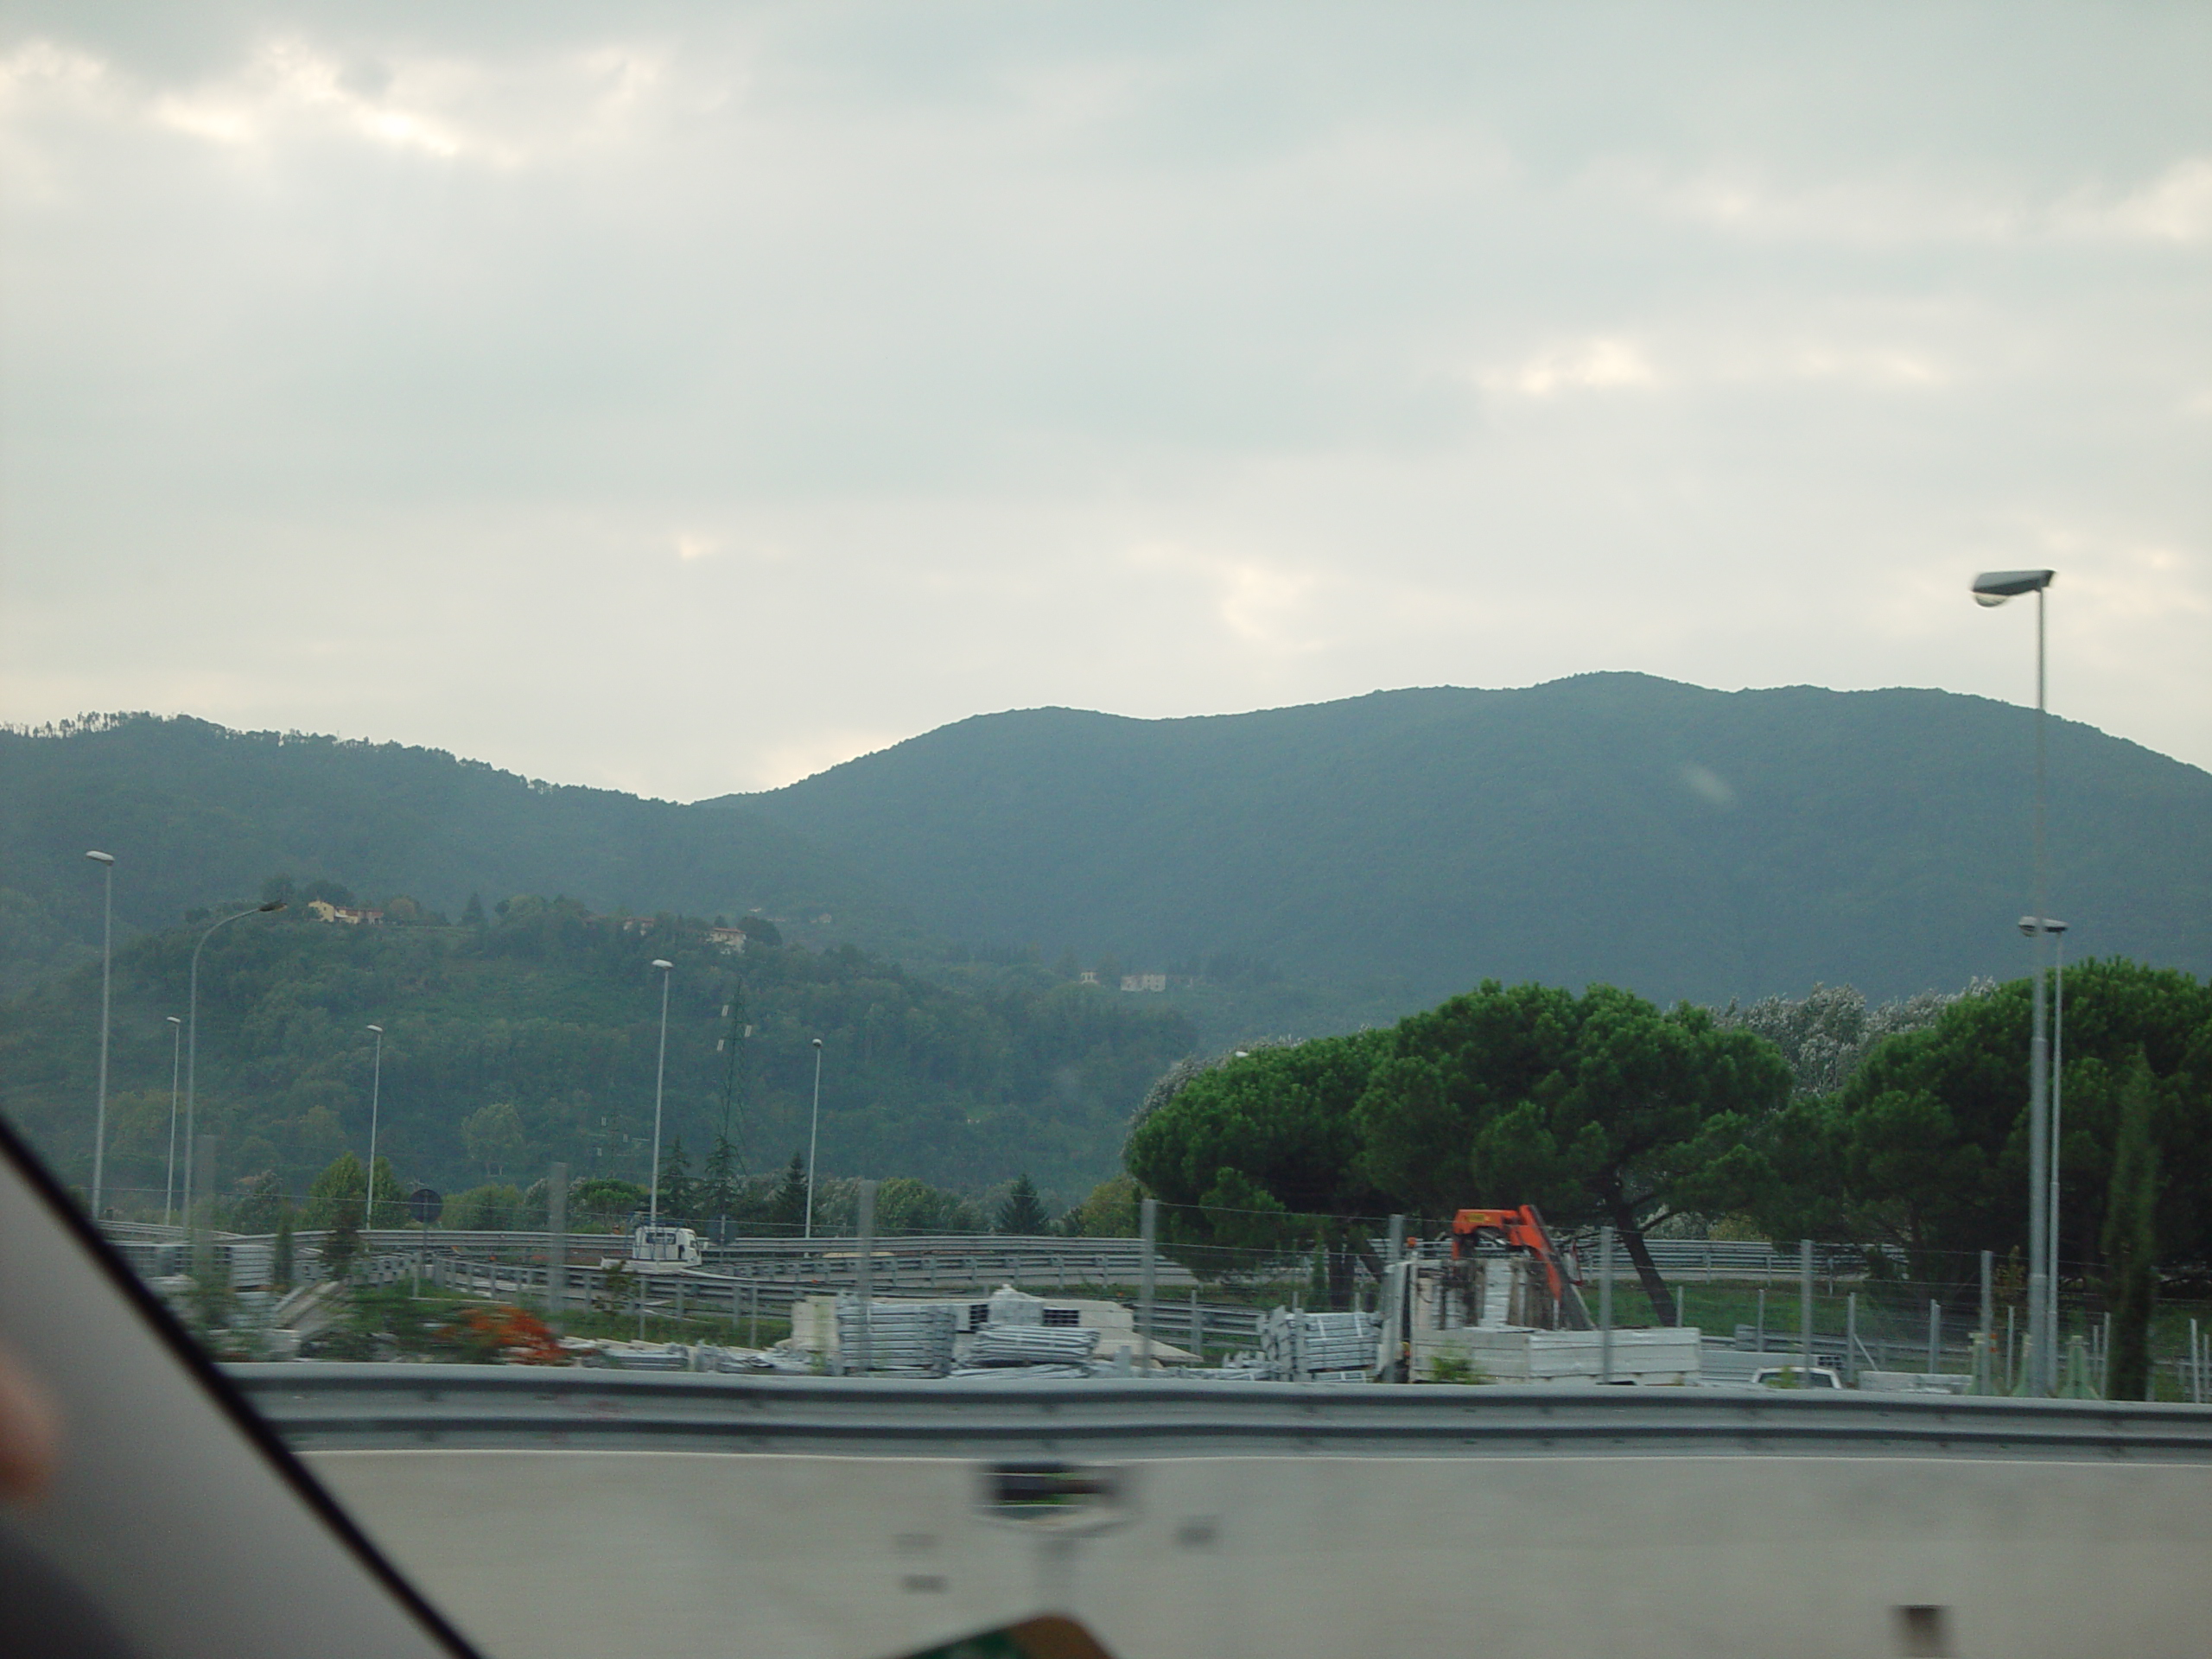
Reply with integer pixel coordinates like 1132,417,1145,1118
184,900,286,1218
85,850,116,1217
2021,917,2070,1326
804,1037,824,1240
364,1025,385,1228
1974,566,2057,1391
163,1016,183,1226
646,961,673,1230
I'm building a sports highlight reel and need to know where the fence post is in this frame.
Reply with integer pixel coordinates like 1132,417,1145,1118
1846,1292,1858,1388
1190,1289,1202,1359
1927,1300,1941,1376
1140,1198,1158,1374
1978,1249,1994,1394
191,1135,219,1284
1799,1239,1814,1378
1755,1287,1765,1353
1599,1225,1616,1384
546,1162,568,1330
855,1179,877,1377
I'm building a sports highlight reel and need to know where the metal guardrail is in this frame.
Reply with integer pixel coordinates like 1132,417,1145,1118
229,1365,2212,1462
1555,1236,1900,1280
231,1230,1203,1292
102,1223,1882,1287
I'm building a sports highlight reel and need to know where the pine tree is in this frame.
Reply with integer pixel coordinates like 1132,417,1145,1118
996,1173,1049,1236
461,892,486,928
2102,1052,2160,1400
304,1152,365,1229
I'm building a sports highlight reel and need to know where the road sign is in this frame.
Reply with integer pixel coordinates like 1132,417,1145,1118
408,1185,443,1225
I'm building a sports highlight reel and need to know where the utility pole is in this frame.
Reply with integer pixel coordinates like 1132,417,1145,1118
718,982,750,1176
1599,1226,1616,1384
364,1026,385,1226
86,850,116,1217
646,960,673,1229
1139,1198,1158,1375
804,1038,824,1240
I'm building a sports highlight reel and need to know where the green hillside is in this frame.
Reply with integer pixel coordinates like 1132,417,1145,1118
729,674,2212,1011
10,677,2209,1057
0,714,908,996
0,898,1192,1208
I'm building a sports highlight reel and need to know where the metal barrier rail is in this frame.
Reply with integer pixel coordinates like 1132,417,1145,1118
111,1222,1889,1287
1554,1236,1903,1280
227,1365,2212,1462
251,1230,1202,1290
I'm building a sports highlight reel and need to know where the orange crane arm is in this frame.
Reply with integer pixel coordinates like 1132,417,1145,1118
1450,1205,1578,1306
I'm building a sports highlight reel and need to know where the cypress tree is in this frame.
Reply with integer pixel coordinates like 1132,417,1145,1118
768,1153,810,1232
272,1205,296,1289
2101,1052,2160,1401
324,1197,363,1285
659,1136,694,1222
703,1134,739,1225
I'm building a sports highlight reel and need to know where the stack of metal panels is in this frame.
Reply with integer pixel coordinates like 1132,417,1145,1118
837,1299,957,1376
601,1343,693,1371
1261,1309,1378,1382
690,1344,779,1374
1186,1362,1274,1382
947,1363,1096,1382
968,1325,1100,1366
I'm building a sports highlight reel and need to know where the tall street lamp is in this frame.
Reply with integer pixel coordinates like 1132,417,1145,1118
85,850,116,1217
646,961,674,1230
364,1025,385,1229
2021,916,2070,1321
804,1037,824,1240
163,1016,183,1226
184,900,286,1217
1974,565,2056,1391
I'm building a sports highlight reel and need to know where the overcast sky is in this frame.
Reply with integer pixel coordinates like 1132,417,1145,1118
3,3,2206,800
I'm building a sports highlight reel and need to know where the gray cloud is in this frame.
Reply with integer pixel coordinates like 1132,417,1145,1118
3,3,2206,800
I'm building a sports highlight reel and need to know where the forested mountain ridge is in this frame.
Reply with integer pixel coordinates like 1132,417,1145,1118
8,677,2210,1045
0,898,1192,1207
0,714,908,995
728,674,2212,1011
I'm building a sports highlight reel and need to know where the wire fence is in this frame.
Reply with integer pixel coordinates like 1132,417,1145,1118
102,1197,2212,1399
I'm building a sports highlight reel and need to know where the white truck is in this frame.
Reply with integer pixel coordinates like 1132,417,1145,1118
628,1224,702,1268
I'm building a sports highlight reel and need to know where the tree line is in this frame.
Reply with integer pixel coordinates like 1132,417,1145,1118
274,1147,1076,1242
0,885,1196,1212
1124,962,2212,1378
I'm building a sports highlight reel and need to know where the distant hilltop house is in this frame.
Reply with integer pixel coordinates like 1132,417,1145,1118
706,925,747,953
1121,972,1167,994
306,900,383,925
